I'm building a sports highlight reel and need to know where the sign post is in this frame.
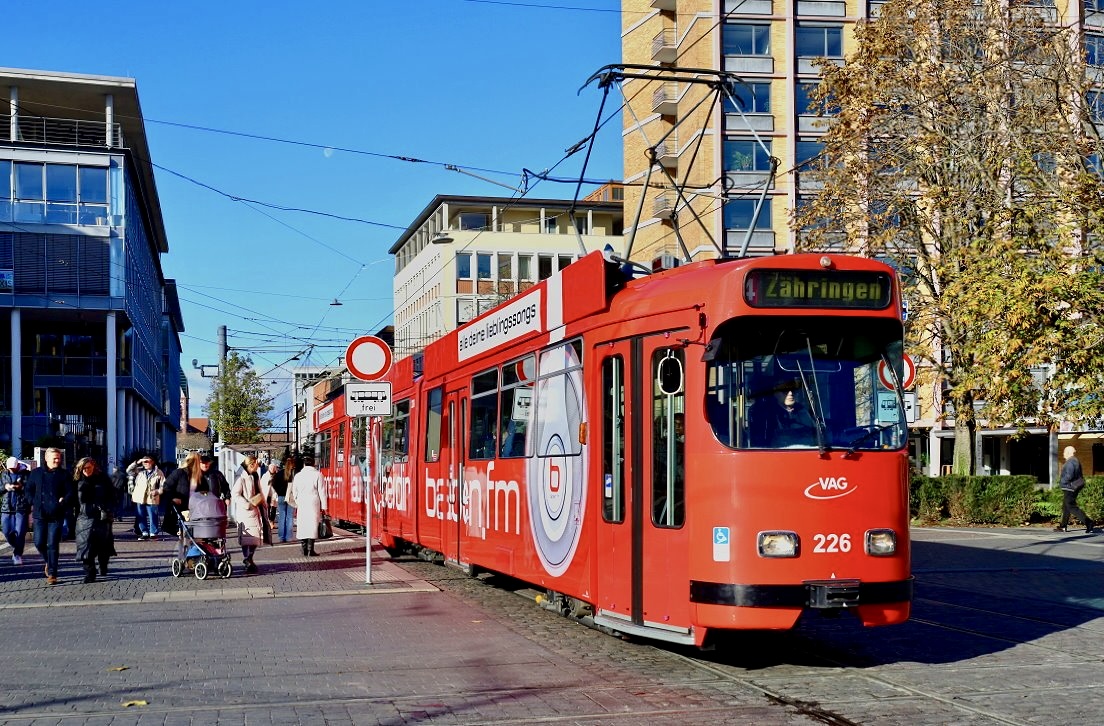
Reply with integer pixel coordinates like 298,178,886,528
345,336,393,586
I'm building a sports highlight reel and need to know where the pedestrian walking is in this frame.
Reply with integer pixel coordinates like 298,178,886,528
288,454,327,557
1056,446,1095,533
73,457,117,582
1,456,30,565
231,455,274,573
128,455,165,540
163,452,202,536
263,461,292,543
26,447,73,584
199,455,231,502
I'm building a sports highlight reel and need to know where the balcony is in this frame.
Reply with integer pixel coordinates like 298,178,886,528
1,114,124,148
654,136,679,169
652,83,679,116
652,28,678,64
650,0,676,9
653,193,675,220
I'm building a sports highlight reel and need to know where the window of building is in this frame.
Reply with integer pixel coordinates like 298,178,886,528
456,253,472,280
46,165,77,202
1089,90,1104,122
723,23,771,56
1090,0,1104,11
723,198,772,230
1087,33,1104,66
518,254,533,281
796,82,836,115
724,139,773,172
538,254,555,280
795,24,843,58
544,215,558,233
558,254,572,271
497,252,513,281
796,140,828,171
724,82,771,114
476,253,492,279
459,212,488,230
0,160,10,222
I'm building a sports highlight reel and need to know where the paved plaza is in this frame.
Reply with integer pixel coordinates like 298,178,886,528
1,522,1103,724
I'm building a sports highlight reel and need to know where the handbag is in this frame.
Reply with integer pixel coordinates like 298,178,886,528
317,515,333,540
249,492,265,507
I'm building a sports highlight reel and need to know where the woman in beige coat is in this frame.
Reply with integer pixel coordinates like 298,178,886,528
230,455,274,573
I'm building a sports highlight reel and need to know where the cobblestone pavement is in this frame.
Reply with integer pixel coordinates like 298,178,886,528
1,522,1103,724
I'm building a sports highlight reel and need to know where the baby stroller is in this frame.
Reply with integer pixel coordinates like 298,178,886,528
170,504,232,580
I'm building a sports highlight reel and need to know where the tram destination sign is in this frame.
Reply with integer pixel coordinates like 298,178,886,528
745,269,892,310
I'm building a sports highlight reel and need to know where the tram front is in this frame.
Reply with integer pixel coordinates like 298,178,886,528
693,263,912,631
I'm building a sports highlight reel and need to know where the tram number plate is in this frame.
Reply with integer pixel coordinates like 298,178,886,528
812,533,851,553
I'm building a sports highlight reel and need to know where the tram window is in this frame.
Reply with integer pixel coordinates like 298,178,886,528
499,356,534,458
534,339,585,457
652,347,685,528
382,400,411,469
318,431,332,470
470,369,499,459
425,386,443,463
337,422,345,464
602,355,626,523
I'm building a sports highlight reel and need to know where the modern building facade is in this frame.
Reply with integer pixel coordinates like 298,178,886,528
0,67,183,469
389,194,624,360
620,0,1104,480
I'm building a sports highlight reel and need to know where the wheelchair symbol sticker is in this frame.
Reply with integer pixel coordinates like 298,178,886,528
713,526,731,562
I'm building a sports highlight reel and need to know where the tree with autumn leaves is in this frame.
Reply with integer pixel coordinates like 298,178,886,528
204,352,274,445
793,0,1104,474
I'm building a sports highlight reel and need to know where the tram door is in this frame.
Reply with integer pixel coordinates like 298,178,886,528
441,387,467,565
595,338,689,631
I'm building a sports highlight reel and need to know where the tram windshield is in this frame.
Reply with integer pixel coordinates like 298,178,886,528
704,317,907,452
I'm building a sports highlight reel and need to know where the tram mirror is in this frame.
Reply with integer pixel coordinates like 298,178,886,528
657,355,684,396
701,338,721,362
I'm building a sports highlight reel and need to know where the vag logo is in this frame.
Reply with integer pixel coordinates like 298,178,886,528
804,476,857,500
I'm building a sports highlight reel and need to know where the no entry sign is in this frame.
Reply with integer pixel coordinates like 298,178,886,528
345,336,393,381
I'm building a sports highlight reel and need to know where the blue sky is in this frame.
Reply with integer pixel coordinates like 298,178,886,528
5,0,625,420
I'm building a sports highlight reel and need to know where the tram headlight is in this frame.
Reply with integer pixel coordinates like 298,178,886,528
758,531,799,558
865,529,897,556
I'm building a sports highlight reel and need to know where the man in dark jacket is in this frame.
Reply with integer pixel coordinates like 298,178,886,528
1055,446,1095,533
25,447,74,584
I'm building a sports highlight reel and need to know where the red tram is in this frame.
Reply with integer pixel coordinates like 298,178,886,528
316,251,912,645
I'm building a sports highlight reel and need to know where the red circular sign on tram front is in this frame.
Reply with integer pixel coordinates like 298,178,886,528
345,336,393,381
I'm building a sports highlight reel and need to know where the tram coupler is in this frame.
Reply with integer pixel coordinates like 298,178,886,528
805,579,861,608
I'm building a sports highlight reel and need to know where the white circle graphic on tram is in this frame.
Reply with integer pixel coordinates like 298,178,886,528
527,348,586,577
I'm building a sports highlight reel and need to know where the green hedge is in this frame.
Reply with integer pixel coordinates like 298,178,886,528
907,474,1089,527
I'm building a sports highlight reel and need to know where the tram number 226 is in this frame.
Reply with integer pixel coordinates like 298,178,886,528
812,533,851,553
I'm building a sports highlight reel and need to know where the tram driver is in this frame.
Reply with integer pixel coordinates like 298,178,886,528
748,377,817,448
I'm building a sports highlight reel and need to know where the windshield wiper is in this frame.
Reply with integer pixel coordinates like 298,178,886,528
844,423,898,457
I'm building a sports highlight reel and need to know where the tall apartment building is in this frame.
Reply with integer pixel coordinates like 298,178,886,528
621,1,1104,479
389,195,624,360
1,68,184,469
